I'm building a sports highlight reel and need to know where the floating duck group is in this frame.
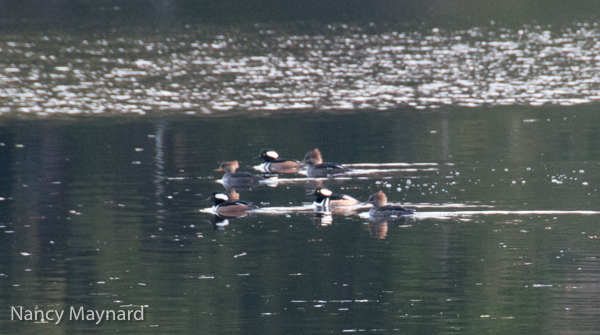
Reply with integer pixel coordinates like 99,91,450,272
208,148,415,220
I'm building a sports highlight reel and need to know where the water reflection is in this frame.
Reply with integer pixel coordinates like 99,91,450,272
153,120,167,224
3,23,600,116
365,220,388,239
210,216,231,229
312,212,334,226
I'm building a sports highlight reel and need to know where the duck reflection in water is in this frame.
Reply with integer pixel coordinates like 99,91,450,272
215,161,263,189
302,148,350,177
366,220,388,239
210,216,231,229
366,215,415,239
312,212,334,226
253,149,301,174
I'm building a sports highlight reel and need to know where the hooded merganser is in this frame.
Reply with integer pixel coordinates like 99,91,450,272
215,161,263,188
366,191,414,217
207,192,258,218
302,148,350,177
308,186,360,208
254,149,301,174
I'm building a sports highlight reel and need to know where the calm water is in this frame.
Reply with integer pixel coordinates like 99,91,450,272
0,108,600,334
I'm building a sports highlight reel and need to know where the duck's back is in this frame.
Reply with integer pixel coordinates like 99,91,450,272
307,162,349,177
214,200,258,217
369,205,414,217
224,171,263,187
264,159,300,174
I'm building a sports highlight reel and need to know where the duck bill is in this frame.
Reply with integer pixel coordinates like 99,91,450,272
214,168,224,172
306,188,317,196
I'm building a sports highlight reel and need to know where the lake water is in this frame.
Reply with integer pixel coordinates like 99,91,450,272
2,12,600,335
1,108,600,334
3,21,600,115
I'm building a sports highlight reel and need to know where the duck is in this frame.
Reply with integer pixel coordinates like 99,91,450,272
215,161,263,188
206,192,258,218
253,149,301,174
366,191,414,218
308,186,360,208
301,148,350,177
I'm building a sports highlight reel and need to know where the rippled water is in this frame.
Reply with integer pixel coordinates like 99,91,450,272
3,22,600,116
1,109,600,334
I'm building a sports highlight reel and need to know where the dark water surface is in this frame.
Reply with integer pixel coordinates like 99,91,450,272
1,108,600,334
